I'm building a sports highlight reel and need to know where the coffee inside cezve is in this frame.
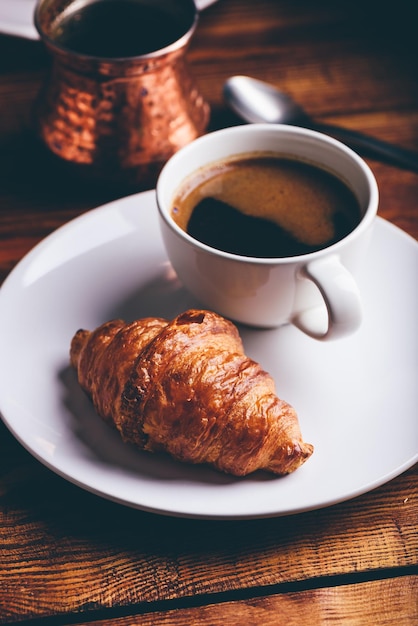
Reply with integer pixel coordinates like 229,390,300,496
172,156,362,258
50,0,191,57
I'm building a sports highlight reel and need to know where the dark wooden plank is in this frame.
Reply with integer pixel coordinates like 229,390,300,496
0,419,416,622
3,573,417,624
61,576,418,626
191,0,418,114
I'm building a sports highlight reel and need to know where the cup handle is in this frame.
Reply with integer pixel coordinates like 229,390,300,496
293,255,363,341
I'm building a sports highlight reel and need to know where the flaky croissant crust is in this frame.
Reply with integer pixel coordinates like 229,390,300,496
70,309,313,476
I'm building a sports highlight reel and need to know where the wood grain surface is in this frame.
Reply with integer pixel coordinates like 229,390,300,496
0,0,417,624
50,577,417,626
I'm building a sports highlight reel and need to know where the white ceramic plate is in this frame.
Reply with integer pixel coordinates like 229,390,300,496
0,190,417,519
0,0,220,40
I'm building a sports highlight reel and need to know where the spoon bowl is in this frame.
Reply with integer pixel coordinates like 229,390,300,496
223,75,310,126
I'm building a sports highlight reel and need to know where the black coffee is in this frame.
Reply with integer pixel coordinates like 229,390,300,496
171,156,362,258
50,0,193,58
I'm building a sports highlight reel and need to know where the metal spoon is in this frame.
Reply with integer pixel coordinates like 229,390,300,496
223,75,418,173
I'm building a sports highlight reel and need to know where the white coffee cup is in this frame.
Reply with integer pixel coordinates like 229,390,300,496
156,124,378,340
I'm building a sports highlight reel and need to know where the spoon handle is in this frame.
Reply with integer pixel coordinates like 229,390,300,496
313,122,418,173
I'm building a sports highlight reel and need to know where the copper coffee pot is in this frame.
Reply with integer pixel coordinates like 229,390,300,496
33,0,210,190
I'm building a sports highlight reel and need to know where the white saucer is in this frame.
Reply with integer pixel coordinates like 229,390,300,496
0,190,417,519
0,0,220,40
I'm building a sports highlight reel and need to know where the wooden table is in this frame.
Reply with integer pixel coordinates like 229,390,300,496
1,0,417,623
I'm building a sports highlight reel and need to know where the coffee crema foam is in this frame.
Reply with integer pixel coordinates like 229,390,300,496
171,154,361,257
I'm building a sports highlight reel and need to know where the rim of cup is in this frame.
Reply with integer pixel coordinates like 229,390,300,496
34,0,199,61
156,123,379,265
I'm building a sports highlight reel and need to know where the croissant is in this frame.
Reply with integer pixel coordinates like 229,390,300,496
70,309,313,476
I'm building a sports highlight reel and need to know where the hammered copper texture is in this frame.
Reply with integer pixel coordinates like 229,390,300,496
33,1,210,189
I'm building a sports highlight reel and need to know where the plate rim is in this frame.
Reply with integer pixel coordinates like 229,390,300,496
0,189,417,520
